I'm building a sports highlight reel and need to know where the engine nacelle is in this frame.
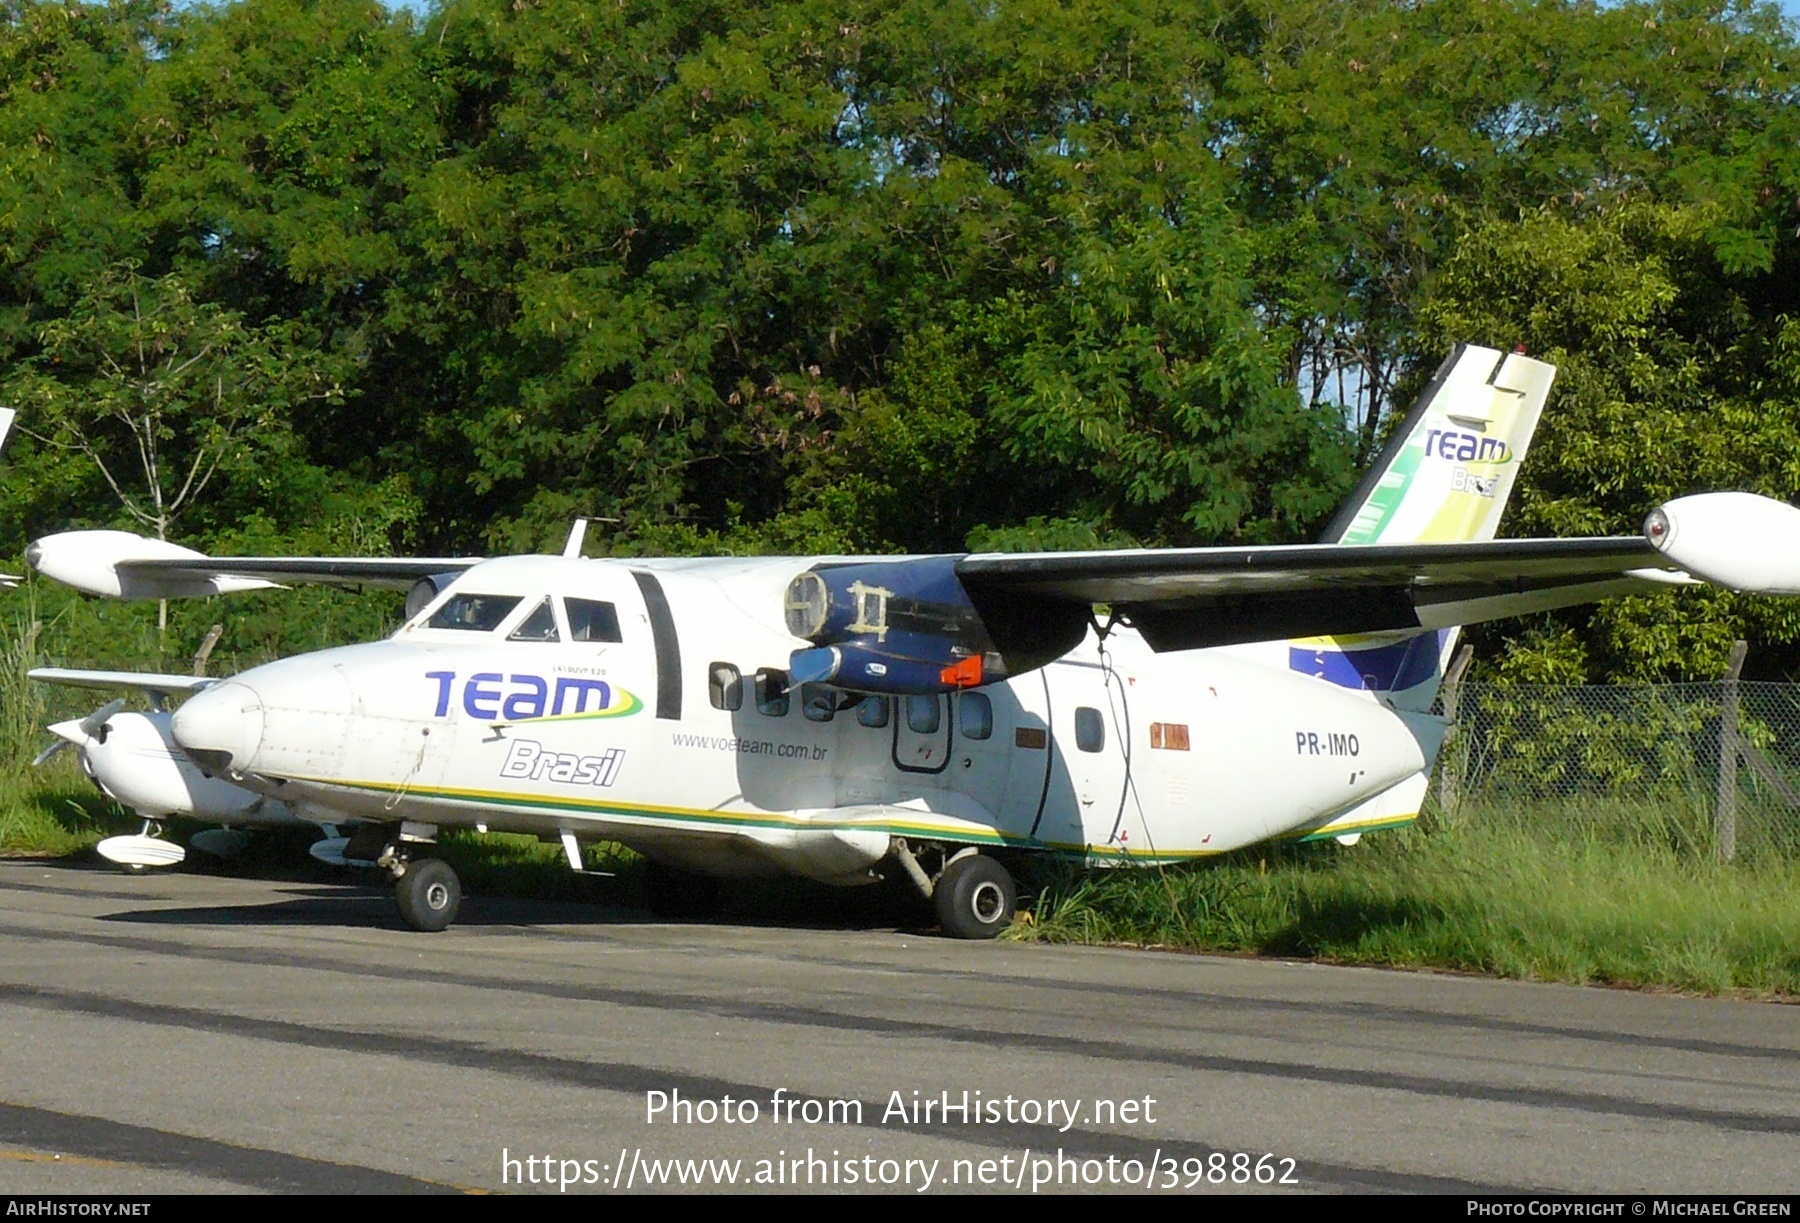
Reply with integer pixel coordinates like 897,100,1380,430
405,572,468,620
783,557,1003,695
1645,493,1800,595
25,530,275,599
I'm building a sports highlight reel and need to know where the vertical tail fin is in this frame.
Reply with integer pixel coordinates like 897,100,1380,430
1291,345,1556,708
1322,344,1555,547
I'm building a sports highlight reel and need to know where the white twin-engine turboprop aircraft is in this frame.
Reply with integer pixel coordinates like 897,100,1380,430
24,345,1800,937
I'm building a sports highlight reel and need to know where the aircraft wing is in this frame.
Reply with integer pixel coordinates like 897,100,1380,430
955,535,1675,650
29,667,220,697
25,530,483,599
955,492,1800,651
108,555,482,592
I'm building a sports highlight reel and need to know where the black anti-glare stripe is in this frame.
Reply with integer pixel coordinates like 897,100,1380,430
631,571,682,720
1028,670,1055,838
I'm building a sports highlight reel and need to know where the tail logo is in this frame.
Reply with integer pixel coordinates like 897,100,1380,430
1425,428,1512,465
1449,467,1500,498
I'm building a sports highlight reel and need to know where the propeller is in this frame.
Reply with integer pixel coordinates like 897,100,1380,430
32,698,127,767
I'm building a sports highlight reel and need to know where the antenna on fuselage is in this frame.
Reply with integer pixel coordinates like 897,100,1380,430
562,518,590,559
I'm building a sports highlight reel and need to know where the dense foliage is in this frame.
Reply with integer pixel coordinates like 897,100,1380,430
1,0,1797,677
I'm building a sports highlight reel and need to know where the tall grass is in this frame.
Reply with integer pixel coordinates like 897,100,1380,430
1011,799,1800,995
0,594,146,854
0,595,47,774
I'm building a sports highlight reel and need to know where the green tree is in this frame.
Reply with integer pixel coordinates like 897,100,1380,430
7,263,347,545
1417,204,1800,680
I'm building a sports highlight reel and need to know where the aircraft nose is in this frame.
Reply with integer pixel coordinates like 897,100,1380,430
172,681,264,776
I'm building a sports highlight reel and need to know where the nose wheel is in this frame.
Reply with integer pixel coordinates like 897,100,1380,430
394,857,462,932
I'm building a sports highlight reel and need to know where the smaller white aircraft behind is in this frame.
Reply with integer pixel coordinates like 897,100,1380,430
29,669,326,868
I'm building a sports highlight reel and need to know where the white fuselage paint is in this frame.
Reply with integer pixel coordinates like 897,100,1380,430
171,555,1432,884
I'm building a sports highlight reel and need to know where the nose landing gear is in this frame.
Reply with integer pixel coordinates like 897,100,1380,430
369,822,462,932
392,856,462,932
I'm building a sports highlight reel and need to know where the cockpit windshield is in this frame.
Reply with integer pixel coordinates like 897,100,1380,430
426,593,522,632
508,598,560,642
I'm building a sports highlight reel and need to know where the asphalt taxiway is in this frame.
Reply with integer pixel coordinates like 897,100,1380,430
0,859,1794,1194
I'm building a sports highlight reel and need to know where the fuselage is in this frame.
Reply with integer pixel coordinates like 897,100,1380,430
171,554,1434,883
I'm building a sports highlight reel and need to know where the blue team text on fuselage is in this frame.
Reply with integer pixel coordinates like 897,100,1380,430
425,670,635,721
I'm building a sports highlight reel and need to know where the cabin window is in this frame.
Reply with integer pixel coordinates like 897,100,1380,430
427,594,521,632
564,598,623,643
1074,706,1105,753
709,662,743,712
905,695,941,735
857,696,890,729
507,598,560,642
756,668,790,717
960,692,993,740
800,684,836,723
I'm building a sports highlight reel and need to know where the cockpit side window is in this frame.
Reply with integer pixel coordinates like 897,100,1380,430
709,662,743,712
427,594,522,632
508,598,560,642
565,598,623,643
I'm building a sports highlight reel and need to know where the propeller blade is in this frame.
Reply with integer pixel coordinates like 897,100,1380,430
78,698,127,739
31,738,71,767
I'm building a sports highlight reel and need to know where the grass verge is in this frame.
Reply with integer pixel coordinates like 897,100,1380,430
1008,807,1800,996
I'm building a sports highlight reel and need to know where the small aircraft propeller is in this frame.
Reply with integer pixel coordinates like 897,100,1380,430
32,697,128,766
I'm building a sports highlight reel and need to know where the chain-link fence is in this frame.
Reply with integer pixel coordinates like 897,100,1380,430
1435,680,1800,860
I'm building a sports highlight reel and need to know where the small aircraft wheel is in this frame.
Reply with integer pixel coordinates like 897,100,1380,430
643,862,722,920
395,858,462,932
934,854,1016,940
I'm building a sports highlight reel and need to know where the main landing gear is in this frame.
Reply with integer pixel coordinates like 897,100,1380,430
891,840,1017,940
96,818,187,873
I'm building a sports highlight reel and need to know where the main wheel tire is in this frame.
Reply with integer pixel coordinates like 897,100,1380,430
934,854,1016,940
395,857,462,932
642,862,723,919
